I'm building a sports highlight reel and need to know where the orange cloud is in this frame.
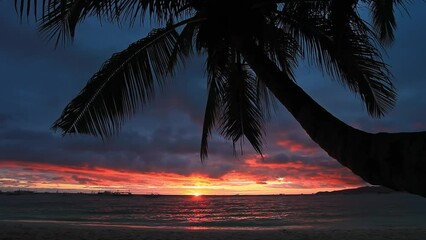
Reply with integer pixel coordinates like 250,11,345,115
245,158,320,171
276,140,318,155
0,160,364,195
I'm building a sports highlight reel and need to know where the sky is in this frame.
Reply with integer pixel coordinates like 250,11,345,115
1,1,426,195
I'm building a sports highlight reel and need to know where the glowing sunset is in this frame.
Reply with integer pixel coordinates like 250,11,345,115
0,154,364,195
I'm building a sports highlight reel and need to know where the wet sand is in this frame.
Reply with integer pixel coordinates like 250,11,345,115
0,221,425,240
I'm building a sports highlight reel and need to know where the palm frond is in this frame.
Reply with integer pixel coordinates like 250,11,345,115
201,52,266,158
16,0,124,45
278,1,334,72
279,1,396,117
200,68,225,160
332,29,396,116
256,75,278,120
199,42,231,159
15,0,37,20
168,19,199,72
37,0,87,46
52,24,185,137
262,24,300,81
365,0,412,45
218,62,264,156
15,0,194,45
329,3,396,117
16,0,192,19
134,0,194,21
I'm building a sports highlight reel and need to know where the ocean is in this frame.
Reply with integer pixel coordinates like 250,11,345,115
1,193,426,230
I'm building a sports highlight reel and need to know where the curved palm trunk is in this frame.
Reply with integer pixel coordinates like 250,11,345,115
232,36,426,198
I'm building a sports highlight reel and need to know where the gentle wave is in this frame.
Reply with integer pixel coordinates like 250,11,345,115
1,194,426,229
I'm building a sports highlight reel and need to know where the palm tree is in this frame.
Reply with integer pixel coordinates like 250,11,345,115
16,0,426,197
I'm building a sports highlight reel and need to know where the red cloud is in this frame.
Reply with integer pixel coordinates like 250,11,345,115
0,159,364,195
276,140,319,155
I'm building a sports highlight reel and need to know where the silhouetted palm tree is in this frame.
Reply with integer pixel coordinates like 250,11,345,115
17,0,426,197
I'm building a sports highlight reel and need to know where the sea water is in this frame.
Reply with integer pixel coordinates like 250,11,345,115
0,193,425,230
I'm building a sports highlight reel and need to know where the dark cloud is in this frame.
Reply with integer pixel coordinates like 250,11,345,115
0,114,16,128
0,125,239,178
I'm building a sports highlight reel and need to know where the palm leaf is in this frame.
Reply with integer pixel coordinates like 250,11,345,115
37,0,87,46
15,0,193,45
262,24,300,81
256,75,278,120
332,29,396,116
329,4,396,117
279,2,396,117
52,25,183,137
279,2,334,73
15,0,191,19
199,42,231,159
365,0,411,45
200,68,225,160
168,19,199,72
201,51,265,158
218,62,264,156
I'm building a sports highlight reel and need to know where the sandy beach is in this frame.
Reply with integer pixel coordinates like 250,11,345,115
0,221,425,240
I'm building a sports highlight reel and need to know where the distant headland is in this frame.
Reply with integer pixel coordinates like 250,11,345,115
315,186,394,195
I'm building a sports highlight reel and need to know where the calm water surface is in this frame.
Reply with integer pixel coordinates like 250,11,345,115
0,193,425,230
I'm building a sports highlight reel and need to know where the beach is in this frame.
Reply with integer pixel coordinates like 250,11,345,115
0,221,426,240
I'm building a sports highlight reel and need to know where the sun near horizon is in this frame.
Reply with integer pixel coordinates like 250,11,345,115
0,160,364,195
